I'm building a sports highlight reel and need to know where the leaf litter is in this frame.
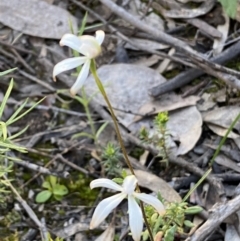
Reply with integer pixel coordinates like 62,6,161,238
1,0,240,240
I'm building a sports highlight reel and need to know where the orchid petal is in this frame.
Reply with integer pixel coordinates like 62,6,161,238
95,30,105,45
133,193,165,215
128,195,143,241
122,175,138,195
90,178,123,192
53,57,87,81
90,193,126,229
60,34,86,53
78,36,101,58
70,59,90,96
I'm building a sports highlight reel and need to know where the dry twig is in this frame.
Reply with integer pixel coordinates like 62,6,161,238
99,0,240,90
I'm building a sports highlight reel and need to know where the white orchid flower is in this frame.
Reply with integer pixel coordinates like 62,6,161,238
90,175,165,241
53,30,105,95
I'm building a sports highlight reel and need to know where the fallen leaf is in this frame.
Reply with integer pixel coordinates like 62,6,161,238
215,154,240,173
96,224,115,241
133,170,182,203
85,63,166,130
85,64,202,156
163,0,215,18
203,106,240,131
0,0,77,39
135,95,200,122
186,18,222,38
207,124,240,139
167,106,202,156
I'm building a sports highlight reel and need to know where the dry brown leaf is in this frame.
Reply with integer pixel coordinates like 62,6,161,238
203,106,240,131
186,18,222,38
206,124,240,139
129,0,164,31
167,106,202,155
207,123,240,150
85,64,202,156
95,224,115,241
163,0,215,18
135,95,200,122
85,63,166,131
133,55,162,67
133,170,182,203
0,0,77,39
215,154,240,173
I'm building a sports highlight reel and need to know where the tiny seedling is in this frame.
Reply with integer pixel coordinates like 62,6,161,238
36,176,68,203
102,142,122,176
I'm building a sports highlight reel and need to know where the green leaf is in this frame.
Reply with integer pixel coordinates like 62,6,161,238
8,125,29,140
0,68,17,77
6,97,45,125
185,206,203,214
42,181,51,190
6,98,29,125
79,12,88,36
112,177,123,184
71,132,94,140
184,220,195,228
164,225,176,241
52,184,68,196
74,95,88,106
0,121,7,140
49,176,57,187
0,79,14,120
218,0,238,18
35,190,52,203
53,194,63,201
0,139,27,152
95,122,108,140
121,169,128,178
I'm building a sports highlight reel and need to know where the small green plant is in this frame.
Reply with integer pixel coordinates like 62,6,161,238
102,142,122,176
47,232,64,241
0,71,43,203
140,112,170,165
35,176,68,203
143,197,202,241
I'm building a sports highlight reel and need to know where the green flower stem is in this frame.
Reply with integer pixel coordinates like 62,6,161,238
90,60,134,175
182,168,212,202
90,60,154,241
82,89,96,141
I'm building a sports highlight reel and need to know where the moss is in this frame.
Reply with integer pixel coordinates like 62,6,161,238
129,147,145,159
163,69,181,79
64,174,98,206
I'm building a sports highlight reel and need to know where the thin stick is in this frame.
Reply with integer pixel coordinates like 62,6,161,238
99,0,240,90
